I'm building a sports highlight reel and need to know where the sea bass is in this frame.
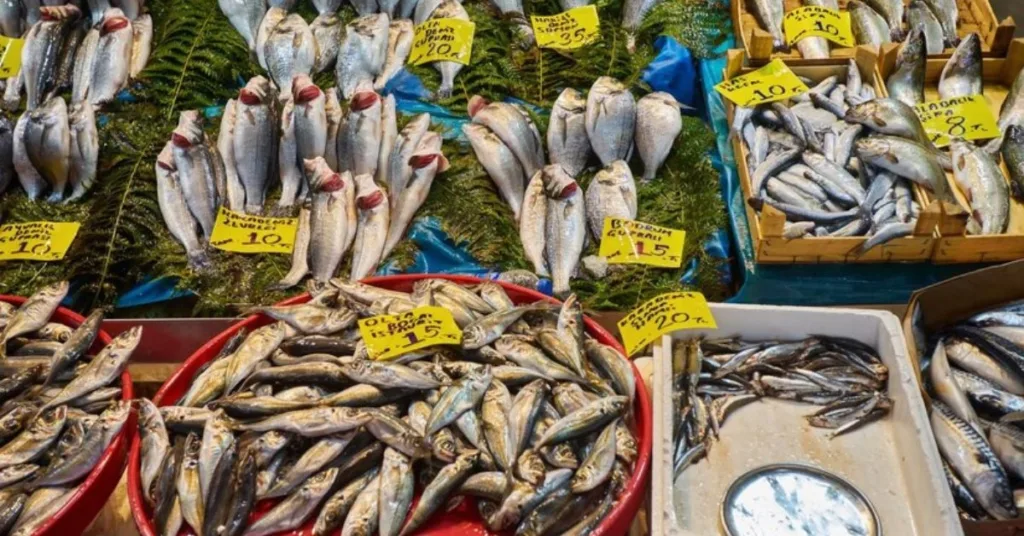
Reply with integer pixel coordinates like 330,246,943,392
89,8,132,106
543,166,585,297
635,91,681,181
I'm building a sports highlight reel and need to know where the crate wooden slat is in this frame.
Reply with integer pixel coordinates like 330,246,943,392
878,39,1024,263
725,46,938,263
733,0,1015,65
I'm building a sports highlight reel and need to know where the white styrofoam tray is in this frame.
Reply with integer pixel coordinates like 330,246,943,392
650,303,962,536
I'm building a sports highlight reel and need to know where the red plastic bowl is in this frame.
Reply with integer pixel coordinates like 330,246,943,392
127,275,651,536
0,295,137,536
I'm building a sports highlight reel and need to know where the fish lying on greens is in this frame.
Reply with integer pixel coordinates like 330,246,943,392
671,335,893,477
0,282,139,535
136,277,639,536
915,300,1024,521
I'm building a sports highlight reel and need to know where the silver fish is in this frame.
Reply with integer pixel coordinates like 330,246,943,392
584,160,637,239
0,0,21,37
311,12,342,73
70,27,98,104
374,19,413,91
585,77,636,166
863,0,904,40
323,88,343,171
921,0,959,48
400,450,477,535
274,203,311,289
65,102,98,202
129,12,152,78
24,96,70,202
376,94,397,186
0,281,68,356
378,447,414,536
849,0,890,47
338,85,382,176
951,138,1008,235
886,29,926,107
223,322,288,394
939,33,982,100
382,131,445,260
481,380,514,471
537,395,627,447
855,136,950,201
293,75,328,184
216,99,245,212
464,123,526,221
246,467,339,536
571,421,617,492
307,160,357,282
489,0,534,48
635,91,681,181
428,0,468,98
930,342,982,434
426,367,492,435
233,76,277,213
238,407,370,437
278,98,304,209
470,97,545,178
744,0,785,52
12,112,46,199
509,379,548,461
255,7,286,70
266,431,355,498
548,87,591,179
386,113,430,211
33,401,129,487
199,410,234,506
264,14,315,97
336,13,389,99
0,406,66,469
156,143,209,270
219,0,264,50
39,326,140,412
350,173,389,280
342,473,380,536
313,468,378,536
138,399,170,505
908,0,945,55
89,9,132,106
171,110,218,236
8,486,74,536
543,168,585,297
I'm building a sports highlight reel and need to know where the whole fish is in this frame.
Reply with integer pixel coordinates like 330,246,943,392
929,342,982,434
382,131,445,260
399,450,478,535
53,19,86,94
989,421,1024,481
428,0,469,98
845,99,931,146
223,323,289,394
793,0,835,59
89,9,133,106
0,406,66,468
156,143,209,270
71,27,98,103
12,112,47,199
855,136,950,201
931,401,1016,520
537,396,627,447
39,326,140,412
635,91,681,181
338,86,382,176
293,74,328,169
44,309,102,389
886,29,926,107
584,339,636,403
314,468,378,536
255,7,286,70
24,96,70,202
274,203,311,289
378,447,414,536
386,113,430,211
481,380,514,471
245,467,339,536
520,170,548,276
33,401,130,486
199,411,234,506
744,0,785,52
547,88,591,179
489,0,533,48
508,379,548,460
543,167,585,297
908,0,945,54
216,99,245,212
863,0,904,41
138,399,170,505
278,98,304,209
1003,125,1024,201
585,77,636,166
130,13,152,77
265,431,354,498
233,76,277,214
939,33,982,100
376,94,397,186
426,367,492,435
350,173,389,280
313,0,342,14
848,0,890,47
571,422,617,492
951,138,1008,235
8,487,74,536
220,0,263,50
921,0,959,48
238,407,370,437
249,303,356,335
311,16,343,73
464,123,526,221
65,102,98,202
374,19,413,91
342,360,441,391
0,116,12,195
0,281,68,357
22,5,80,110
335,13,389,99
263,14,315,96
470,97,545,178
342,473,381,536
584,160,637,239
116,0,143,20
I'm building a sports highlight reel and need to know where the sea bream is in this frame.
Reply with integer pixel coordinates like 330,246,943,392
335,13,389,99
547,88,591,179
23,96,70,203
219,0,265,50
263,14,315,97
585,77,636,166
255,7,286,70
635,91,681,181
584,160,637,239
427,0,469,99
311,12,342,73
470,96,545,178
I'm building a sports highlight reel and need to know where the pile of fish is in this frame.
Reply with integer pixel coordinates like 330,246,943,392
733,61,947,250
919,301,1024,520
465,77,682,294
136,277,638,536
670,335,892,477
887,31,1024,235
749,0,960,57
155,74,447,278
0,281,140,535
5,3,152,111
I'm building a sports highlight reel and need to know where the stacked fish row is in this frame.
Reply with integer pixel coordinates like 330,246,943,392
887,31,1024,235
6,3,151,111
733,61,955,250
465,77,683,295
670,335,892,478
749,0,960,57
136,277,638,536
156,74,446,279
0,281,140,536
923,303,1024,520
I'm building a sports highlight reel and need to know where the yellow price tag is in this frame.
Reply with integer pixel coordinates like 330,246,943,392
783,7,854,47
531,6,600,50
914,94,1000,148
0,36,23,79
0,221,80,261
209,206,297,254
358,306,463,361
408,18,475,66
618,292,716,357
714,59,809,107
598,218,685,268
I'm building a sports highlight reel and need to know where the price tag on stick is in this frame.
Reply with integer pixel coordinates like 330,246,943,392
358,306,463,361
914,94,1000,148
532,6,600,50
783,6,855,47
598,218,685,268
618,292,716,357
209,207,298,254
408,18,475,66
714,59,809,107
0,221,80,261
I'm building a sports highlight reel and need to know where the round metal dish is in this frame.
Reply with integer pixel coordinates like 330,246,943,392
721,463,880,536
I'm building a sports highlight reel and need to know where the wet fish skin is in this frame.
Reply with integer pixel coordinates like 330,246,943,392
38,326,140,413
349,172,390,280
922,0,959,48
314,468,378,536
585,77,636,166
886,29,926,107
470,97,545,178
374,19,413,90
307,159,356,282
537,396,628,447
951,138,1008,235
293,75,328,183
585,160,637,239
311,12,342,73
171,110,219,236
543,167,585,297
32,400,129,486
265,431,355,498
138,399,170,505
382,130,445,260
199,410,234,507
65,102,98,202
849,0,890,47
377,447,414,536
571,421,617,492
464,123,527,221
745,0,786,52
635,91,681,181
176,432,204,536
376,94,397,187
0,281,68,358
386,113,430,212
233,76,277,214
71,27,98,104
342,473,380,536
23,5,80,111
263,14,315,97
548,88,591,179
930,342,982,435
428,0,468,98
399,450,478,535
939,33,982,100
219,0,263,50
335,13,389,99
24,96,70,203
426,367,492,435
855,135,950,201
1003,125,1024,201
338,86,382,177
89,9,133,106
508,379,548,461
246,467,340,536
12,111,47,199
907,0,945,54
273,203,311,289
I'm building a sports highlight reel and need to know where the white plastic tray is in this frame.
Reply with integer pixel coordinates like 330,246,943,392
650,303,962,536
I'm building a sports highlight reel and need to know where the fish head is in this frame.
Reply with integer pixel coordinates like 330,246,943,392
540,164,578,199
952,33,981,70
33,280,70,302
172,111,203,147
592,76,626,97
467,95,490,118
349,87,380,112
100,10,129,34
354,174,385,205
156,141,176,171
900,27,926,59
554,88,586,112
854,136,897,163
40,4,81,22
292,75,322,105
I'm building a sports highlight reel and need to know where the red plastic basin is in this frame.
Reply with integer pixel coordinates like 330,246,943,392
127,275,651,536
0,295,137,536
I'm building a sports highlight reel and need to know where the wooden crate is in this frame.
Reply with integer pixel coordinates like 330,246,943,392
733,0,1016,65
725,47,940,263
878,39,1024,263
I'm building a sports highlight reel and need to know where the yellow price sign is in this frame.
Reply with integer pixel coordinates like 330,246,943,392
209,206,297,254
358,306,463,361
618,292,716,357
408,18,475,66
598,218,685,268
714,59,809,107
783,7,854,47
0,221,80,261
531,6,600,50
0,36,23,79
914,94,1000,148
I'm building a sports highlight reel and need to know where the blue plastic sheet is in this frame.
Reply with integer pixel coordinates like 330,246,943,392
641,36,699,111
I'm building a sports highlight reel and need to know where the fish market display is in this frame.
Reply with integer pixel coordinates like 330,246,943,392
465,77,680,295
155,77,448,278
916,301,1024,521
670,335,892,477
749,0,960,58
733,61,934,250
0,282,138,535
133,277,639,536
